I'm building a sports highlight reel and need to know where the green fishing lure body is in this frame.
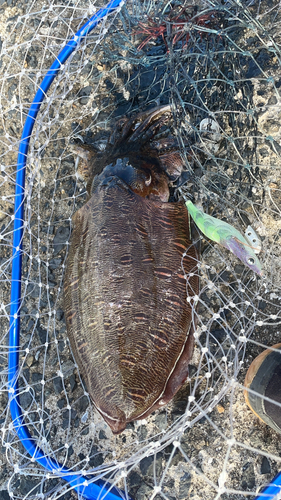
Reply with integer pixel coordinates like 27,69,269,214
185,200,262,276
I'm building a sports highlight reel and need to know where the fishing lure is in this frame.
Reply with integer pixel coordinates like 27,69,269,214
185,200,263,276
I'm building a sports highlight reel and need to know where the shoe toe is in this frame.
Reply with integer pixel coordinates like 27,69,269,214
244,343,281,435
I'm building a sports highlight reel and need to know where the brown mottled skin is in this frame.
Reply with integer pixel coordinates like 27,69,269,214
64,106,200,434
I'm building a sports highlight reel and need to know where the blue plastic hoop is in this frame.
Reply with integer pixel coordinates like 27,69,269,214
253,472,281,500
8,1,133,499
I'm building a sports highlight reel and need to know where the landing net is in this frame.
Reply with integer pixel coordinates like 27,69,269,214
1,0,281,499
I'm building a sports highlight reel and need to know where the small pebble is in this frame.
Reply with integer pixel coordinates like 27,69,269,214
217,404,225,414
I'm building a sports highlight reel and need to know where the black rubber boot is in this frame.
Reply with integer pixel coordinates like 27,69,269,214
244,343,281,434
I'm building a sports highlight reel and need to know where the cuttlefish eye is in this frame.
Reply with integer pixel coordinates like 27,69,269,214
145,174,152,186
247,257,255,265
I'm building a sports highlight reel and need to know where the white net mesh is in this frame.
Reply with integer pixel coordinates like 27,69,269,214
1,0,281,498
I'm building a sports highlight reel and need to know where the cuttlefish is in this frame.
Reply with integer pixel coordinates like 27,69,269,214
64,105,262,434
